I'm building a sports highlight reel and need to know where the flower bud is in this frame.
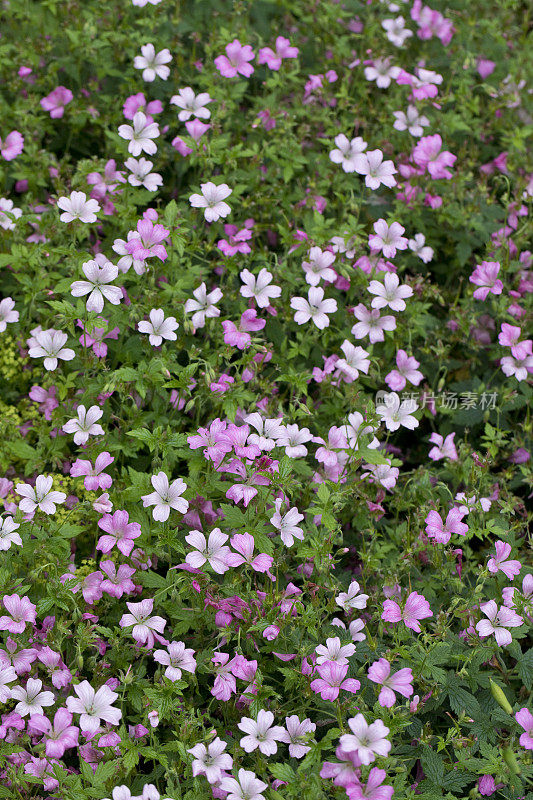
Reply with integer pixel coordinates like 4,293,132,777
502,745,521,775
490,679,513,714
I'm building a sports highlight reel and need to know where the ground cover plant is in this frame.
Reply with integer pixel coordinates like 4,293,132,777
0,0,532,797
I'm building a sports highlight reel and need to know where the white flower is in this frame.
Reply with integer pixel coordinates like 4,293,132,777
0,297,19,332
290,286,337,329
237,709,287,755
0,665,17,703
138,309,179,346
16,475,66,515
362,461,399,490
340,714,391,765
28,328,75,371
184,282,223,329
364,58,400,88
132,0,163,6
336,580,369,612
276,423,313,458
57,191,100,223
11,678,55,717
118,112,160,156
71,256,122,313
187,737,233,784
335,341,370,382
142,472,188,521
66,680,122,733
393,105,429,137
342,412,380,450
125,157,163,191
170,87,212,120
63,405,104,445
408,233,434,263
329,134,367,173
367,272,413,312
134,43,172,82
376,391,419,431
270,498,304,547
283,715,316,759
382,16,413,47
185,528,230,574
302,246,336,286
0,516,22,551
0,198,22,229
244,413,285,451
220,769,268,800
189,182,232,222
351,304,396,343
239,268,281,307
357,149,397,190
316,636,356,665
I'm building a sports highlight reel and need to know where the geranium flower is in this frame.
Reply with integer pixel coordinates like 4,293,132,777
352,304,396,342
270,499,304,547
40,86,73,118
220,768,268,800
0,594,37,634
96,510,141,556
469,261,503,300
119,599,167,649
240,268,281,307
376,392,419,431
291,286,337,329
382,591,432,632
476,600,523,646
185,528,231,574
27,328,74,370
57,191,100,223
368,220,408,259
515,708,533,750
358,149,397,189
11,678,55,717
408,232,434,262
63,404,104,445
70,452,114,491
28,708,79,758
329,134,367,173
336,581,369,612
215,39,255,78
425,508,468,544
134,43,172,82
340,714,391,764
428,432,458,461
302,246,337,286
170,87,212,120
368,658,414,707
0,130,24,160
0,198,22,229
238,709,286,755
487,541,521,580
125,157,162,191
257,36,298,70
66,680,121,733
393,105,429,136
118,112,160,156
188,737,233,784
138,309,179,346
189,182,232,222
142,472,188,521
0,516,22,551
154,641,197,682
16,476,66,515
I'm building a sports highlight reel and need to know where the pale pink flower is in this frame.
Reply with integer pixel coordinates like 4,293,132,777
368,220,408,259
310,661,361,701
138,308,179,346
368,658,414,707
0,198,22,229
244,413,284,451
118,112,160,156
425,508,468,544
408,232,434,263
487,541,521,580
393,105,429,136
70,452,114,490
170,87,212,120
0,297,19,331
351,304,396,343
382,16,413,46
239,268,281,307
335,341,370,382
184,282,223,329
134,44,172,82
376,391,419,431
283,715,315,758
358,149,397,189
515,708,533,750
428,432,458,461
16,475,66,515
349,767,394,800
40,86,73,118
125,157,162,191
0,516,22,551
501,350,533,382
185,528,231,574
385,349,423,390
154,641,196,681
476,600,523,646
66,680,121,733
368,272,412,311
336,581,369,612
340,714,391,765
57,191,100,223
329,134,367,173
238,709,286,755
270,499,304,547
315,637,356,666
0,594,37,634
188,737,233,784
70,256,121,313
469,261,503,300
142,472,188,521
0,664,17,702
291,286,337,329
63,404,104,445
119,599,167,649
364,58,400,88
214,40,255,78
189,182,232,222
302,246,337,286
257,36,298,70
0,130,24,160
11,678,54,717
220,768,268,800
382,591,432,632
276,423,313,458
227,533,274,574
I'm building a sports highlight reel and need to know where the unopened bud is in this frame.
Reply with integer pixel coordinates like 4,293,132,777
502,745,521,775
490,680,513,714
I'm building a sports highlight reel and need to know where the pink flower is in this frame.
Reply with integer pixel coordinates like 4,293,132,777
154,641,196,682
238,709,286,755
185,528,231,574
310,662,360,701
0,130,24,161
487,541,521,580
428,432,458,461
425,508,468,544
336,580,369,612
218,224,252,256
257,36,298,70
96,510,141,557
227,533,274,575
340,714,391,765
188,737,233,784
29,385,58,420
119,599,167,649
187,418,232,464
215,40,255,78
40,86,73,118
0,594,36,634
368,220,408,259
476,600,523,646
100,561,136,599
126,218,169,261
283,715,315,758
469,261,503,300
413,134,456,179
351,304,396,343
123,92,163,120
29,708,79,758
368,659,414,707
348,767,394,800
222,309,265,350
385,349,423,390
70,452,114,490
382,591,432,632
515,708,533,750
66,680,121,733
170,87,212,120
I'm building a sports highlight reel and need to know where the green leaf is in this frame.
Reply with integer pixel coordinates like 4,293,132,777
269,763,295,783
516,648,533,690
420,748,445,784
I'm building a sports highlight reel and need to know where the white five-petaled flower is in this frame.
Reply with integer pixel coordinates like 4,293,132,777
63,405,104,445
125,157,163,191
119,599,167,649
476,600,523,647
187,737,233,785
336,580,369,612
185,528,231,574
302,246,336,286
376,391,419,431
57,191,100,223
0,297,19,332
315,636,356,666
239,268,281,307
28,328,75,371
184,282,223,329
283,715,316,759
220,768,268,800
238,709,287,755
270,498,304,547
408,233,434,263
138,309,179,346
393,105,430,137
16,475,66,515
11,678,55,717
329,134,367,173
0,516,22,551
71,255,122,313
142,472,188,521
382,16,413,47
351,304,397,343
134,43,172,82
118,111,160,156
66,680,122,733
368,219,408,259
0,665,17,703
290,286,337,329
170,87,213,120
0,198,22,229
357,149,397,190
368,272,413,312
339,714,391,765
336,341,371,382
189,182,232,222
153,641,196,682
